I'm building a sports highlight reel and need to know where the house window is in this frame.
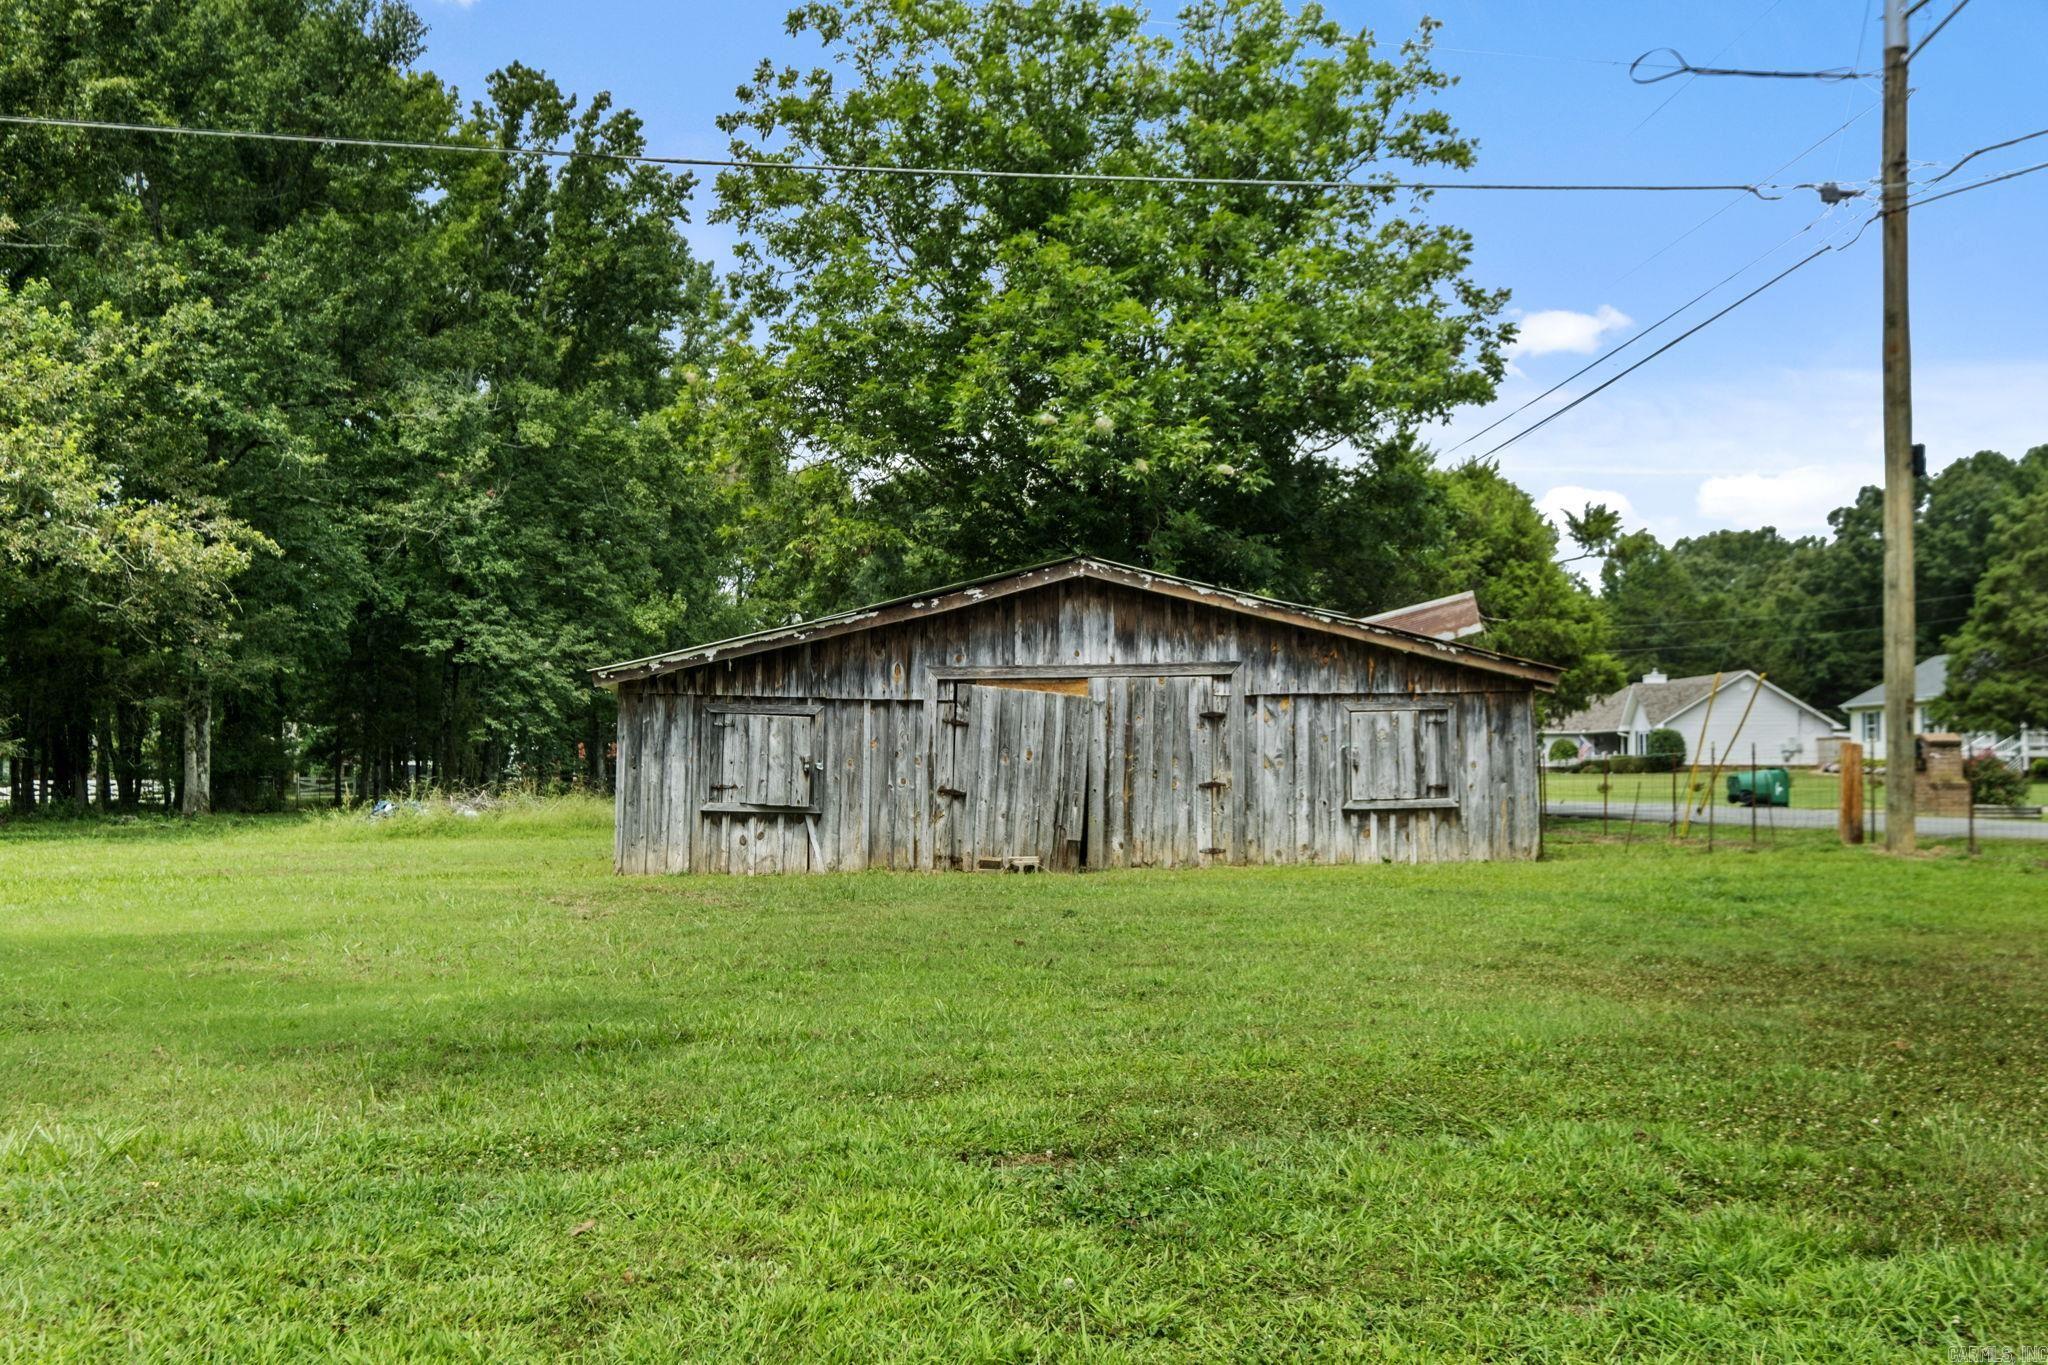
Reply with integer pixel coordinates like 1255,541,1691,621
1344,704,1456,811
704,704,821,814
1860,711,1880,744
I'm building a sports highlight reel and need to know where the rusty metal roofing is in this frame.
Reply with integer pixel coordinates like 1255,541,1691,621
1361,590,1484,641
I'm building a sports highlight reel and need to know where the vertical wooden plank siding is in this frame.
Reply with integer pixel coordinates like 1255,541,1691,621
610,580,1546,873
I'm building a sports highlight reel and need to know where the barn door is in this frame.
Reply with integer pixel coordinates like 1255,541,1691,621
935,679,1091,870
1099,673,1234,868
701,703,824,873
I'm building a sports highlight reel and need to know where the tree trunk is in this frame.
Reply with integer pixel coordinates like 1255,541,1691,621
114,703,142,811
162,710,178,812
181,682,211,817
440,654,459,794
7,710,28,813
51,717,82,808
95,707,114,809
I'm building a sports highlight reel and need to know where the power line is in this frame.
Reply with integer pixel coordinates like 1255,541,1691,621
1625,0,1791,138
0,113,1815,198
1436,46,1675,70
1628,46,1873,83
1460,127,2034,466
1917,126,2048,187
1610,100,1876,286
1602,611,1971,656
1831,0,1878,183
1908,0,1973,60
1907,156,2048,209
1600,590,1979,633
1446,204,1841,458
1465,243,1847,464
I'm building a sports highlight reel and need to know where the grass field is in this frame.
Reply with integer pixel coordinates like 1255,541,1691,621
1544,767,2048,815
4,801,2045,1359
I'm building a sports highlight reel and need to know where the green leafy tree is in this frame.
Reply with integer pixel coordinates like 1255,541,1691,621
1939,477,2048,734
0,283,265,811
2,1,733,807
712,0,1510,600
1917,448,2047,653
1600,526,1808,684
1431,462,1624,717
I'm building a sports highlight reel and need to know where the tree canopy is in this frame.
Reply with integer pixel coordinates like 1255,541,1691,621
712,0,1510,599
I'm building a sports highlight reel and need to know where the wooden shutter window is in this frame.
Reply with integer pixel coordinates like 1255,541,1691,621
702,704,821,815
1344,702,1458,812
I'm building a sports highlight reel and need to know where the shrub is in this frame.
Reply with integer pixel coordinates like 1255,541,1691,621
1964,753,2029,806
1579,755,1680,775
1644,729,1686,769
2031,757,2048,783
1548,738,1581,763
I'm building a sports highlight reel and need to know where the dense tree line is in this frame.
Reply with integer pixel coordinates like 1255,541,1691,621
1594,448,2047,713
3,1,732,810
4,0,2037,814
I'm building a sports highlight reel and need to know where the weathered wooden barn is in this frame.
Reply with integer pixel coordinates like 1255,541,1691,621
592,558,1559,874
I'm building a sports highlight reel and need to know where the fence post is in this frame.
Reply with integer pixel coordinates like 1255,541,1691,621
1750,742,1759,847
1840,741,1864,845
1707,743,1716,853
1602,758,1610,836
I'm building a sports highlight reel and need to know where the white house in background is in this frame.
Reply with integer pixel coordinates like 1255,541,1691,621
1839,653,2044,767
1543,669,1841,767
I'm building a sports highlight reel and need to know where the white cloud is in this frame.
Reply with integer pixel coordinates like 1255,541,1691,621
1696,466,1867,534
1508,304,1632,359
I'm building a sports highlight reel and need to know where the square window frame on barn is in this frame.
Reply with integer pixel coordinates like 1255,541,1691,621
590,557,1560,874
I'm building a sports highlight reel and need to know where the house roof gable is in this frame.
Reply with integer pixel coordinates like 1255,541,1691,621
590,556,1562,689
1840,654,1949,711
1545,684,1635,735
1658,672,1840,728
1544,669,1835,735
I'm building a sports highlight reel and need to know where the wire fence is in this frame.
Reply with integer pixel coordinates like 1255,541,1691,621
1540,748,2048,852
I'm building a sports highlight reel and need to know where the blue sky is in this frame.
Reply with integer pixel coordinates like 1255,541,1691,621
416,0,2047,545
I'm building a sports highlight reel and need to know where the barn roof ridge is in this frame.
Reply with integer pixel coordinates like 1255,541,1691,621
590,555,1562,688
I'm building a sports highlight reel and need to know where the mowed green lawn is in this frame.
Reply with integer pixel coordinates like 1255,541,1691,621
1545,767,1863,811
3,802,2045,1360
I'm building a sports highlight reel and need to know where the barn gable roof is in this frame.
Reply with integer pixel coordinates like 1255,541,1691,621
590,556,1561,689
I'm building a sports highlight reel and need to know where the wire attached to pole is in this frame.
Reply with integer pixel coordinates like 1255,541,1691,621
0,113,1807,198
1907,0,1972,60
1629,47,1874,83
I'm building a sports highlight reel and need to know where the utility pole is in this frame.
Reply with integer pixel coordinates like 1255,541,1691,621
1881,0,1916,852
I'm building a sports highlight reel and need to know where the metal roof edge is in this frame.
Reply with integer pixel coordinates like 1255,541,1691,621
590,555,1562,689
